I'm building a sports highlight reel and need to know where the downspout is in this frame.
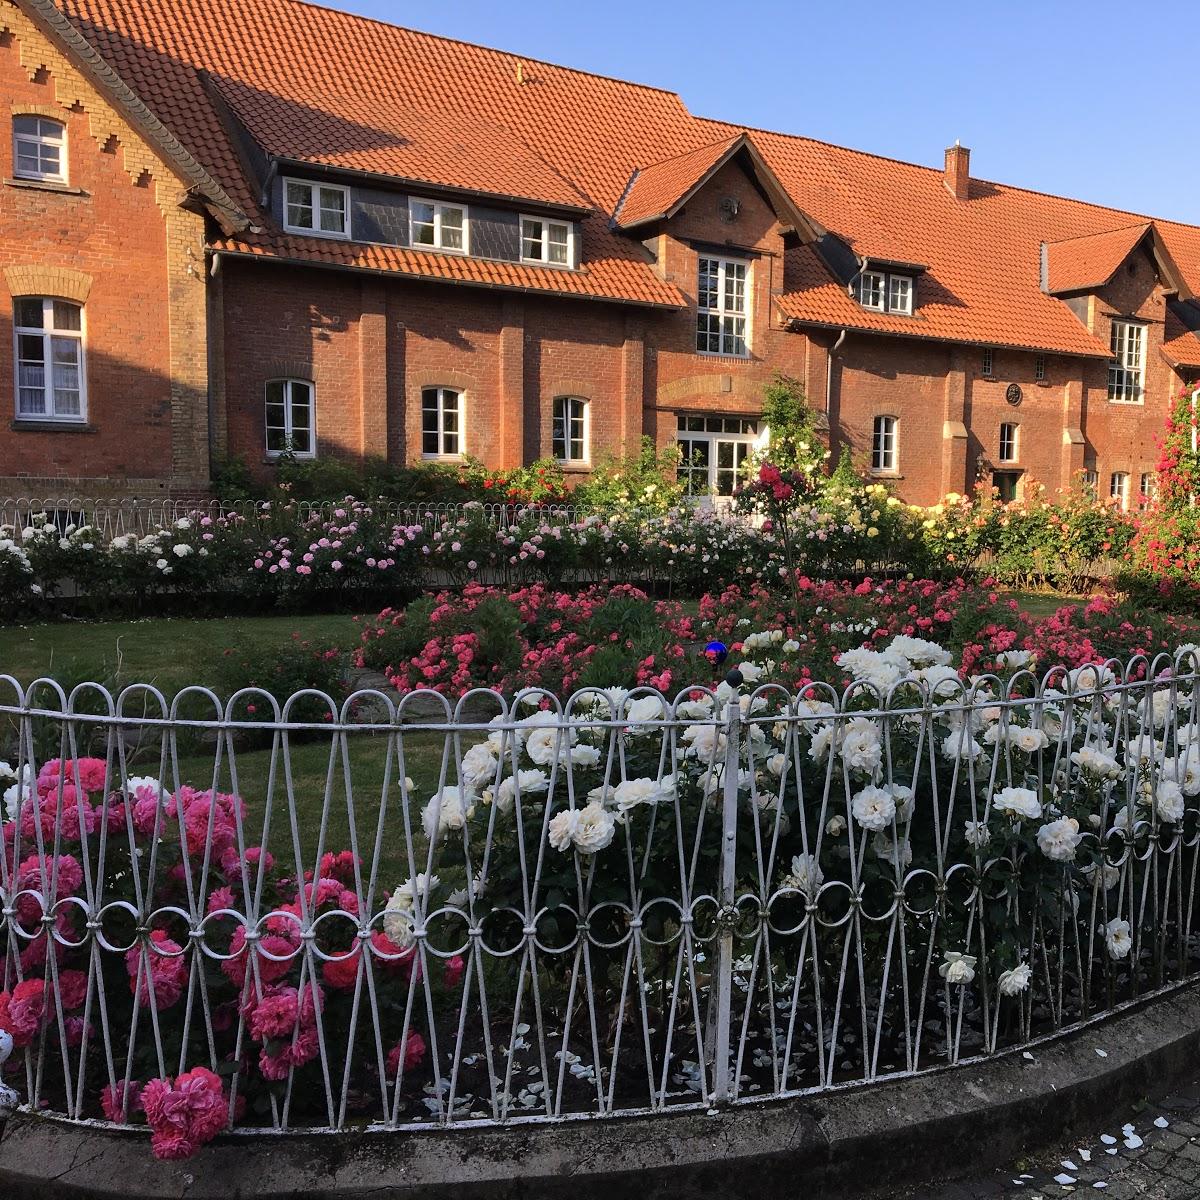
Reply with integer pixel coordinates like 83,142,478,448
826,328,847,415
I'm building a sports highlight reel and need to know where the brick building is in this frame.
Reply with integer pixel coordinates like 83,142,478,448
4,0,1200,506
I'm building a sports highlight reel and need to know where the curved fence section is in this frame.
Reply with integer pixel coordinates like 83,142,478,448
1,656,1199,1143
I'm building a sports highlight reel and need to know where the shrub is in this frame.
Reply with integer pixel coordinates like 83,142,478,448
573,437,683,513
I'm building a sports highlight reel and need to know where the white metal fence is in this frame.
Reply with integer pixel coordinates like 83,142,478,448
1,656,1198,1139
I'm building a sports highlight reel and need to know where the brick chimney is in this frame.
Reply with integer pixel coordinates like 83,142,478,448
944,141,970,201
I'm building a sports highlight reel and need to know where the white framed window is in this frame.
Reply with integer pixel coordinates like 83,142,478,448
283,179,350,239
521,216,571,265
999,422,1019,463
552,396,588,463
1108,321,1145,403
857,270,885,310
422,387,463,458
410,198,467,254
982,347,994,377
1140,471,1156,502
675,414,759,497
1109,471,1130,510
696,256,749,357
871,415,898,474
1082,469,1099,496
265,379,315,457
13,115,67,184
887,274,913,314
1035,354,1046,382
14,297,85,421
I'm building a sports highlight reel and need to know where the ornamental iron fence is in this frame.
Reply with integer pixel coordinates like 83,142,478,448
1,656,1199,1139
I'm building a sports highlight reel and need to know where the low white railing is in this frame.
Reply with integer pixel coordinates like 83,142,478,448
1,654,1198,1150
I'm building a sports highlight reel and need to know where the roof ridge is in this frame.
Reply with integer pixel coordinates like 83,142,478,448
279,0,685,100
692,116,1192,233
632,131,743,173
1043,221,1152,249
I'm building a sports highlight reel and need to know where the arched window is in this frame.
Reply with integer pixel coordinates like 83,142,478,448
14,297,85,421
421,387,463,458
871,415,898,474
13,115,66,184
552,396,588,464
265,379,315,457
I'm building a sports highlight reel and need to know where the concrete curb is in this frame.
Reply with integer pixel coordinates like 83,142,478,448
3,980,1200,1199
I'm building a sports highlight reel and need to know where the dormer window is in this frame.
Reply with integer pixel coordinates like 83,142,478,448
857,270,885,310
13,115,67,184
521,216,571,265
856,269,914,315
888,275,913,315
284,179,350,238
696,256,749,357
1108,320,1145,404
411,198,467,253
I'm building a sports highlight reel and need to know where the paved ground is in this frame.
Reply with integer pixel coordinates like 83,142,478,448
904,1078,1200,1199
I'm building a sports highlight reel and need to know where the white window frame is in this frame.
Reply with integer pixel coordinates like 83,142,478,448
675,414,759,497
982,347,995,377
421,387,464,459
887,274,913,315
282,178,351,240
520,216,573,266
1109,471,1130,510
871,414,898,474
264,378,316,459
857,270,885,311
13,297,86,422
552,395,588,464
1108,320,1145,404
696,256,750,358
1082,469,1099,496
1034,354,1046,382
410,197,469,255
1139,471,1156,502
13,115,67,184
998,422,1019,464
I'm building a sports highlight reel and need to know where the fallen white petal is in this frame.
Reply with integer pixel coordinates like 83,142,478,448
1154,1116,1169,1129
1100,1134,1117,1145
1022,1051,1035,1061
1061,1160,1079,1171
1054,1174,1076,1185
1079,1149,1092,1162
1093,1184,1107,1191
1124,1134,1143,1149
1095,1048,1108,1057
1105,1147,1119,1155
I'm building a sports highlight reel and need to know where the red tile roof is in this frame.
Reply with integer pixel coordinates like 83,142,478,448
43,0,1200,352
1043,223,1151,294
614,135,743,227
1163,306,1200,370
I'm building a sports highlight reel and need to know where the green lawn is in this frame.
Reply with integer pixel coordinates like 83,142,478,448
0,612,366,693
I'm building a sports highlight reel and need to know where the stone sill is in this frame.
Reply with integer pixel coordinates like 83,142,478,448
10,420,97,434
4,177,87,196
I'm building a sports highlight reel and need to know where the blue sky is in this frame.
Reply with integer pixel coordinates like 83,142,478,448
320,0,1200,223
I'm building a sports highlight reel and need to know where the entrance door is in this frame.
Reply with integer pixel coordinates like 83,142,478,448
676,414,759,501
993,470,1022,502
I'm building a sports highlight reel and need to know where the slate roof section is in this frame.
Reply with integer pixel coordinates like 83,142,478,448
42,0,1200,348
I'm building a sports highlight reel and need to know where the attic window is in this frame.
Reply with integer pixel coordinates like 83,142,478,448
284,179,350,239
856,269,914,315
411,197,468,253
521,216,571,265
13,115,66,184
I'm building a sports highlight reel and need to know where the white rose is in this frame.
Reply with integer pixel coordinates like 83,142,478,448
737,662,763,684
460,742,498,791
570,802,616,854
609,775,673,815
1036,816,1083,862
963,820,991,850
826,814,847,837
998,962,1032,995
624,695,667,728
1009,726,1049,754
841,718,883,774
494,769,549,814
172,543,192,558
851,785,896,832
1104,917,1132,960
525,726,564,766
992,786,1042,820
422,787,470,842
683,723,725,760
938,951,976,985
1156,779,1186,824
782,852,823,897
547,807,580,852
569,744,602,768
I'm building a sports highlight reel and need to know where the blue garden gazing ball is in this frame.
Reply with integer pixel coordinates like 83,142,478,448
704,640,728,666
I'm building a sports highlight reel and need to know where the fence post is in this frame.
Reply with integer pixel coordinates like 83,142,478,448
708,691,740,1106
